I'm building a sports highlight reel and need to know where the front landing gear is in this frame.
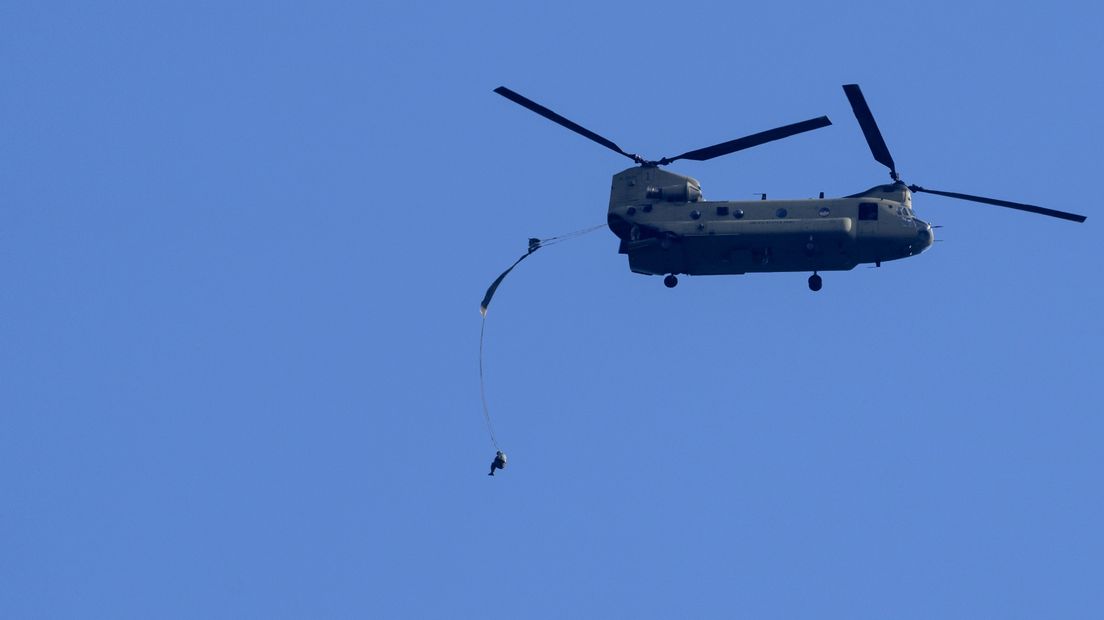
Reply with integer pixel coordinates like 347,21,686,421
664,274,679,288
808,273,822,292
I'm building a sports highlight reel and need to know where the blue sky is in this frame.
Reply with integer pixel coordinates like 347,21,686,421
2,1,1102,617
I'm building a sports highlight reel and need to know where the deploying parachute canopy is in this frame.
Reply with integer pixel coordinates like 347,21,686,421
480,238,542,317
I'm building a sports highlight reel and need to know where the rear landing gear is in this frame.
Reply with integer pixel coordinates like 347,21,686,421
664,274,678,288
808,273,822,292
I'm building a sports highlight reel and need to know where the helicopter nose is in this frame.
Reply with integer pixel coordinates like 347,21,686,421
916,221,934,251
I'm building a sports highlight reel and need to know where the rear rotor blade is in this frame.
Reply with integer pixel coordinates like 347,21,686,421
908,185,1087,223
659,116,832,165
843,84,897,180
494,86,641,163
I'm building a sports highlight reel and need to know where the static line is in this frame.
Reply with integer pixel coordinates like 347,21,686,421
479,315,499,450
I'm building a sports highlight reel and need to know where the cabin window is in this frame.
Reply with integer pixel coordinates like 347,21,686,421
775,208,788,218
716,206,729,216
733,209,744,219
859,202,879,221
690,210,701,220
642,204,653,213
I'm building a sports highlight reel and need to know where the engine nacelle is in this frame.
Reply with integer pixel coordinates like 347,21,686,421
645,182,702,203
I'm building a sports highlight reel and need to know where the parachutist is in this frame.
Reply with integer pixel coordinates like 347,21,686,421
488,451,507,476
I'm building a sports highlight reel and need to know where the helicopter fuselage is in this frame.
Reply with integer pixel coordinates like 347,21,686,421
607,166,934,277
493,83,1081,290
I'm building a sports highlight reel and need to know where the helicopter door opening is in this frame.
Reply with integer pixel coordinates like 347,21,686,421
857,201,879,236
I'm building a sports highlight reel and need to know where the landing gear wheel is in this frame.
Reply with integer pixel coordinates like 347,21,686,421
664,274,679,288
808,273,822,292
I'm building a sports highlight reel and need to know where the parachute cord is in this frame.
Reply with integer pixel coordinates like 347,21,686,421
477,222,605,452
538,223,606,247
479,315,500,451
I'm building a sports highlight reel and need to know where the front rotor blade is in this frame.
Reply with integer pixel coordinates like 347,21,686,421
494,86,640,163
843,84,897,179
660,116,832,165
909,185,1087,223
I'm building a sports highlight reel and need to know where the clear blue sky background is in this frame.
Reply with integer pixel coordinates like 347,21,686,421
3,1,1102,617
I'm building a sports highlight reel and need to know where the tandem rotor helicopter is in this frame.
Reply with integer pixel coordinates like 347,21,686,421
493,84,1086,291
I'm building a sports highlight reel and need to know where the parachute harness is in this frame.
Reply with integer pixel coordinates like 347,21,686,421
478,224,604,453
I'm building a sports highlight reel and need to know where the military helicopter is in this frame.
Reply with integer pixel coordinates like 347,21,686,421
494,84,1086,291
